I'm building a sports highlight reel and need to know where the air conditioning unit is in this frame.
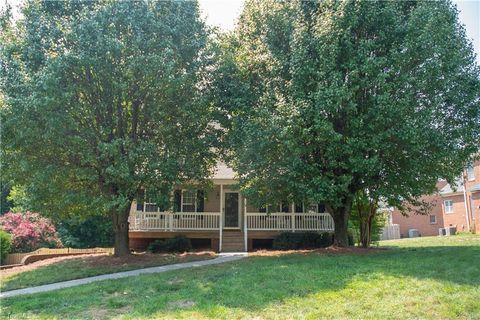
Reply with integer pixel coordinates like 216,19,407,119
408,229,420,238
438,228,446,236
446,226,457,236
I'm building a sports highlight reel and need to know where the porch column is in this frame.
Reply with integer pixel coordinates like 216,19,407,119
291,203,295,232
219,184,223,252
244,197,248,252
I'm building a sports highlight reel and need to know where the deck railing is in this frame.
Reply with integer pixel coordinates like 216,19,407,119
129,211,334,232
245,212,334,231
129,211,221,231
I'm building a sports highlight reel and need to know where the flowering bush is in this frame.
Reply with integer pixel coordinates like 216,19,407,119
0,212,63,253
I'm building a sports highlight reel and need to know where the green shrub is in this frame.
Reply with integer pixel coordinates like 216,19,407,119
165,235,192,252
148,240,167,253
148,236,192,253
273,232,333,250
0,229,12,265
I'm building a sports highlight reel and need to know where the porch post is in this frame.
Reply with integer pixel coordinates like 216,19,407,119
291,203,295,232
219,184,223,252
244,197,248,252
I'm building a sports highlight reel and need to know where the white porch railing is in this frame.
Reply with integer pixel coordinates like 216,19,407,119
129,211,334,232
129,212,221,231
245,212,334,232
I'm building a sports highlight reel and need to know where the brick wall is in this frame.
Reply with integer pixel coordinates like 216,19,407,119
392,193,445,237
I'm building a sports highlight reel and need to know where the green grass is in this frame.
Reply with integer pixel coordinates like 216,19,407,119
0,253,215,292
2,235,479,319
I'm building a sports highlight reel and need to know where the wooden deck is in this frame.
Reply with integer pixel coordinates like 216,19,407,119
129,211,334,252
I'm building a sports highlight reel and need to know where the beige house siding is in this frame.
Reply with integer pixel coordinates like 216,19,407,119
204,185,221,212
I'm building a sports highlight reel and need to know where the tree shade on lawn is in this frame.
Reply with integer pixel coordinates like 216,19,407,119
1,235,479,319
0,1,217,256
211,0,480,246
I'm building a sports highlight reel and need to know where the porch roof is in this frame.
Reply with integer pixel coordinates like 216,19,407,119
213,163,236,184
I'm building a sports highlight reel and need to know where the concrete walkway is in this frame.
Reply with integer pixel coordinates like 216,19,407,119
0,253,247,299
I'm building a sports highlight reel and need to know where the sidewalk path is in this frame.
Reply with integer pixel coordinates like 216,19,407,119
1,253,247,299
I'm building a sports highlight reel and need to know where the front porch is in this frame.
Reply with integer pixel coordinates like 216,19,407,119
128,184,335,252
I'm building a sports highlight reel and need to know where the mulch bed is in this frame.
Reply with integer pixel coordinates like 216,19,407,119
83,251,215,268
249,246,387,257
0,251,216,278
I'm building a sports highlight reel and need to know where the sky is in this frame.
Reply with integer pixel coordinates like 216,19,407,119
2,0,479,62
198,0,479,62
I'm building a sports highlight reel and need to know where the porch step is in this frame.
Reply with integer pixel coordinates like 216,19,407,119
221,231,245,252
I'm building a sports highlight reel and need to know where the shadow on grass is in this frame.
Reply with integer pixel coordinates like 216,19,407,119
3,243,480,319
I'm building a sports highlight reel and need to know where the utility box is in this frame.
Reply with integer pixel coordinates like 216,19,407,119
408,229,420,238
446,226,457,236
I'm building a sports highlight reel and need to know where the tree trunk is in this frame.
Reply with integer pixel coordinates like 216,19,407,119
112,207,130,256
359,204,377,248
332,198,353,247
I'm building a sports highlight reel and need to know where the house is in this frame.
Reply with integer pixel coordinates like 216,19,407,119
391,161,480,237
440,160,480,233
128,163,334,252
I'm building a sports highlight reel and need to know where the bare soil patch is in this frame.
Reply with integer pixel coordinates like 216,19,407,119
168,299,196,309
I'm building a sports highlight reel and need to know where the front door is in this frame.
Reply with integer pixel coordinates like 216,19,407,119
224,192,239,228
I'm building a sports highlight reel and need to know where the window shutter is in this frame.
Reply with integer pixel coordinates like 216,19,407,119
295,202,303,213
197,190,205,212
318,203,326,213
174,190,181,212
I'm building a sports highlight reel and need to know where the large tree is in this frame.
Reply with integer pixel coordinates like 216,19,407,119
212,0,480,246
1,0,217,255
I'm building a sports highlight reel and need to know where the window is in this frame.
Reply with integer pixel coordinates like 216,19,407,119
318,204,326,213
295,202,304,213
429,215,437,224
444,200,453,214
466,163,475,181
135,189,160,212
306,203,318,213
279,201,290,213
182,190,196,212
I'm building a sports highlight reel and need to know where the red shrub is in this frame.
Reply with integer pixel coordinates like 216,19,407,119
0,212,63,253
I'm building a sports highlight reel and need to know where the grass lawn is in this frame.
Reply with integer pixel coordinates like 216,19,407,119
0,252,216,292
2,234,479,319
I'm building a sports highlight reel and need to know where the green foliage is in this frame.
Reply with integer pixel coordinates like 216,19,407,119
273,232,334,250
6,185,32,213
1,1,217,254
0,182,13,214
350,207,387,246
148,236,192,253
147,240,168,253
57,215,113,248
212,0,480,246
0,229,12,264
348,190,388,247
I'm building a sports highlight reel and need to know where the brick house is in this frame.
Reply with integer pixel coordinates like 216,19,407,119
392,161,480,237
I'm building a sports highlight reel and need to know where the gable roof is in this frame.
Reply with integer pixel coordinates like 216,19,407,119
213,163,235,180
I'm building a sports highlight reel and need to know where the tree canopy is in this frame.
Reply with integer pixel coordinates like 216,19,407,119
1,0,217,255
212,0,480,245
